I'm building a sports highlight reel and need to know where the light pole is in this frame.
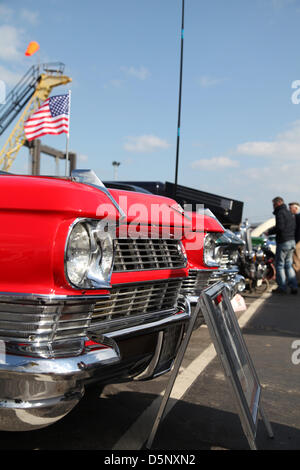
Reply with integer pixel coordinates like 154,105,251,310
112,161,121,180
174,0,185,199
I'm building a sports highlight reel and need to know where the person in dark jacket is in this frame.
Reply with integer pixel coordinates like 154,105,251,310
289,202,300,285
268,197,298,294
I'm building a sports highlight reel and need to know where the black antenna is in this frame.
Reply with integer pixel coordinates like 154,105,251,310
174,0,185,199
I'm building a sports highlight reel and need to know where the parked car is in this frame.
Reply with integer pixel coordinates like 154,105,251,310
0,169,192,431
178,210,246,326
180,210,223,299
103,182,233,308
213,229,246,297
104,181,245,301
235,219,273,292
251,218,276,254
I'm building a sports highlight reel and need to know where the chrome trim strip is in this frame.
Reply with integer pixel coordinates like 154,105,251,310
105,310,190,339
134,296,191,380
111,277,185,288
0,343,120,375
89,307,178,334
187,295,199,304
0,293,110,301
113,266,187,273
134,331,164,381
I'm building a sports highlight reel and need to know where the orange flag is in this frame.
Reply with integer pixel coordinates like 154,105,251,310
25,41,40,56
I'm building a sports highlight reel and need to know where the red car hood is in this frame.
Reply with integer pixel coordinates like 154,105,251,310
109,189,191,231
0,174,123,221
186,211,224,233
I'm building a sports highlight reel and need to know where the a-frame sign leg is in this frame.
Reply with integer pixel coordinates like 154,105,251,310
259,404,274,439
146,300,200,449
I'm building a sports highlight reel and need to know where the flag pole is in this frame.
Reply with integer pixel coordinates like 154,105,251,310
174,0,185,199
65,90,71,176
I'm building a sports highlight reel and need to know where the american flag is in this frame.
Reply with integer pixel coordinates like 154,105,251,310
24,93,70,141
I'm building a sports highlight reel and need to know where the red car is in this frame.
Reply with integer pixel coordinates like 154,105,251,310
180,210,224,323
0,170,192,431
181,210,246,322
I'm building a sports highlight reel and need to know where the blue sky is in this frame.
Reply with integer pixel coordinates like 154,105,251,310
1,0,300,223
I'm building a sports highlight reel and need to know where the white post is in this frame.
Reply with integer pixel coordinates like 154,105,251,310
65,90,71,176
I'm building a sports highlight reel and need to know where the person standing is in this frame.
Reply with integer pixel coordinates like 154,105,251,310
268,197,298,294
289,202,300,285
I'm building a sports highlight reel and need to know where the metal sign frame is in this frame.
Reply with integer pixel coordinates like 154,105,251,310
199,282,273,449
146,282,273,450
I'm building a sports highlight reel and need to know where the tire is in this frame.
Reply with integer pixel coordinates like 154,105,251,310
254,277,269,294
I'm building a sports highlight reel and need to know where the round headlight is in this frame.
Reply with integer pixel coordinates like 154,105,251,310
65,219,114,289
66,223,91,286
204,233,220,267
92,228,114,281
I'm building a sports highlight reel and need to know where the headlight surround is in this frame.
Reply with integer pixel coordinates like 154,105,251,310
214,245,224,265
65,219,114,289
203,233,221,267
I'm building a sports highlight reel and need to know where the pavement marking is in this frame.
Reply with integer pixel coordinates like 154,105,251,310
112,291,272,450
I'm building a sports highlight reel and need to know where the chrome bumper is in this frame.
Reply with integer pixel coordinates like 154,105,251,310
0,304,190,432
186,270,245,307
209,269,246,298
185,270,246,330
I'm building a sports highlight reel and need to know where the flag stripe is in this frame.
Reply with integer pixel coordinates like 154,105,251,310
29,102,50,116
25,125,69,138
25,126,69,139
27,111,52,120
25,125,69,140
26,129,69,141
24,116,69,129
25,114,68,124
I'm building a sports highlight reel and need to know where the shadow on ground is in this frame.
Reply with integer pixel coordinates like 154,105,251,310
0,384,299,450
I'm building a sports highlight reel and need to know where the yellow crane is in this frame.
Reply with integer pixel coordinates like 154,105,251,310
0,63,71,171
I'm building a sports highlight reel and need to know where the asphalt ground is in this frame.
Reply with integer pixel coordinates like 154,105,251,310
1,284,300,452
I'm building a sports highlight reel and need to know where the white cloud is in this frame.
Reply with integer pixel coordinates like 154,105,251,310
20,9,39,25
103,78,124,89
242,167,269,181
197,75,226,88
191,156,240,170
0,4,13,21
78,154,88,162
242,162,300,196
271,0,296,9
0,65,22,87
236,120,300,159
121,66,150,80
0,5,39,24
124,135,170,153
0,25,24,62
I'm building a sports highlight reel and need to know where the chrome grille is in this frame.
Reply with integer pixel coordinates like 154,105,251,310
91,279,182,331
220,253,230,268
181,269,215,296
0,298,94,344
113,239,186,272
